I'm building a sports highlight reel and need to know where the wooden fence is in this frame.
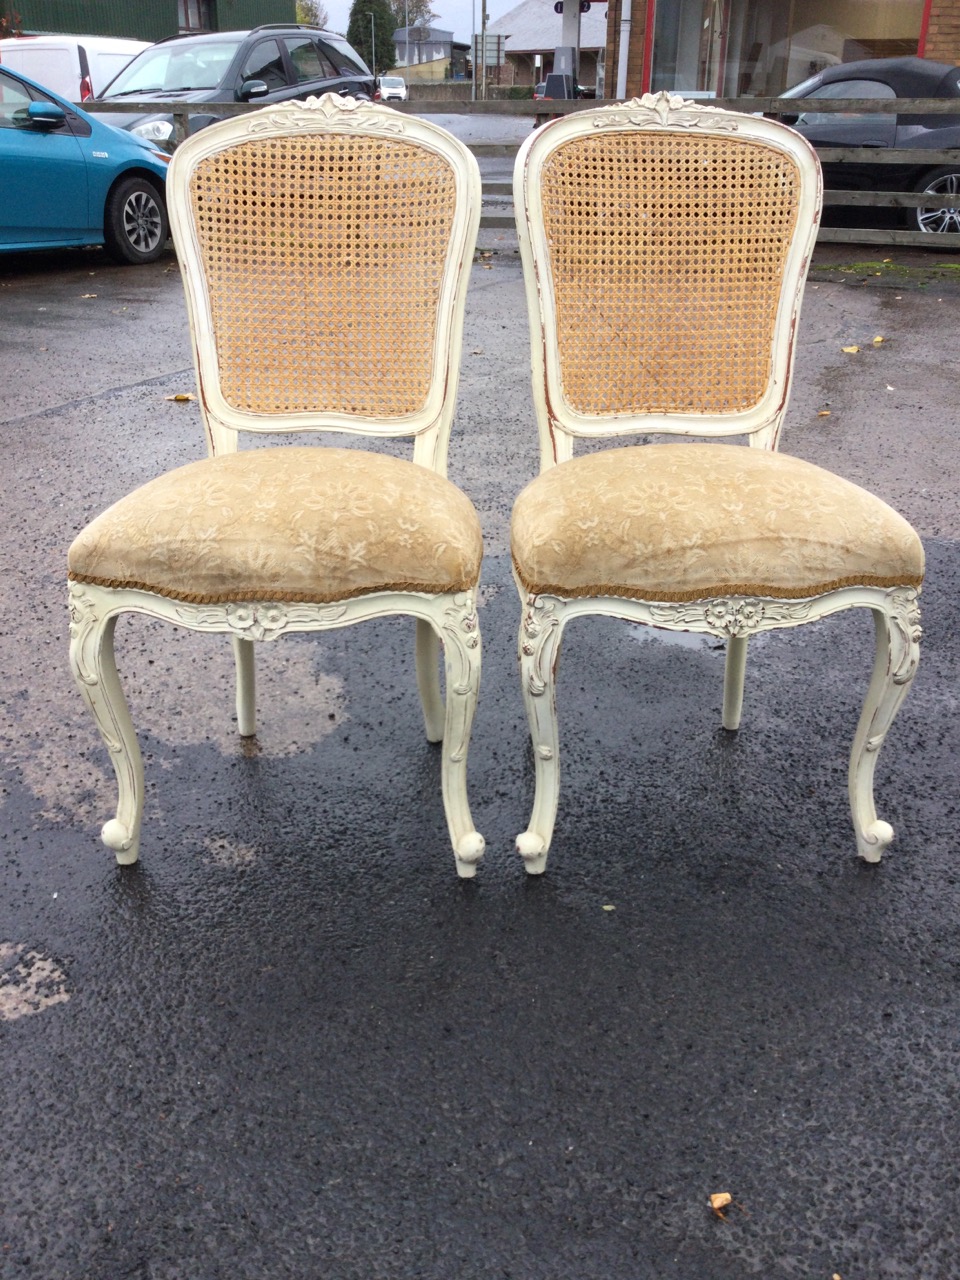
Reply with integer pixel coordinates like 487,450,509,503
83,96,960,248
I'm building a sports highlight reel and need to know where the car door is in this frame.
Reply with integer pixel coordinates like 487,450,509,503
791,78,897,190
234,37,293,103
0,69,90,247
281,34,339,99
315,35,373,99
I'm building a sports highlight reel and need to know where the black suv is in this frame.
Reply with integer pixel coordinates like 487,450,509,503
96,24,374,148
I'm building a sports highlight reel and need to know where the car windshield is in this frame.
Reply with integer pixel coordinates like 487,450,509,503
381,77,403,87
101,39,241,96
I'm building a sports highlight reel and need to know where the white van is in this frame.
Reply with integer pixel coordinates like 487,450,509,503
0,34,149,102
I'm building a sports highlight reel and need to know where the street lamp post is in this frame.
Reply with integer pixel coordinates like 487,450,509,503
366,11,376,76
405,0,409,69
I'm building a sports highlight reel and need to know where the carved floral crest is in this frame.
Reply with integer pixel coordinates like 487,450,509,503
246,92,407,137
593,90,741,134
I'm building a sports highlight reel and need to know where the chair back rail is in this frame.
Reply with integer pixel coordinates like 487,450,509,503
167,96,481,472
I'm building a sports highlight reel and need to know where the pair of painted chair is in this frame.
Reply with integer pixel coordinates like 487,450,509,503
68,93,924,879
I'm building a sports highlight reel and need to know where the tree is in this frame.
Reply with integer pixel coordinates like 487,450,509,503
391,0,438,34
297,0,330,26
346,0,397,75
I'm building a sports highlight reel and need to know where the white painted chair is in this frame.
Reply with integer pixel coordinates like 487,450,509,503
511,94,924,875
68,95,486,877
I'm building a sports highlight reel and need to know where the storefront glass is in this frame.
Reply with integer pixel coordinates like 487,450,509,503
650,0,925,97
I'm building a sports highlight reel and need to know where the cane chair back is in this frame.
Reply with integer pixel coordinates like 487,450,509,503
510,95,923,875
68,96,486,877
517,97,820,465
172,99,476,465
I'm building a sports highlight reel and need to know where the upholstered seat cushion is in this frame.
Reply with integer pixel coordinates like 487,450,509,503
511,443,924,601
69,447,483,604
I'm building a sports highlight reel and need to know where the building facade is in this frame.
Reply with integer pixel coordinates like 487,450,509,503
1,1,295,42
603,0,960,100
491,0,607,90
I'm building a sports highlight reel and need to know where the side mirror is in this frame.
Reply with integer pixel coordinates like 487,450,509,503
27,101,67,130
778,112,800,127
238,79,269,101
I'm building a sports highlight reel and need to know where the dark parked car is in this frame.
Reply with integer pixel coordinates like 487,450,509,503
95,23,374,149
780,56,960,234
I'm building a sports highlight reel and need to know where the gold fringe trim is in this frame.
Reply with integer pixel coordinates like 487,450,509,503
67,571,477,604
512,560,923,603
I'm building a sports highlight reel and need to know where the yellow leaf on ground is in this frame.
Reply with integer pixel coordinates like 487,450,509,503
817,410,831,417
873,335,885,344
709,1192,732,1217
165,393,197,402
842,345,860,354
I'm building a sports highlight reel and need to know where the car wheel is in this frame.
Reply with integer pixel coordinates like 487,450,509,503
103,177,169,264
911,167,960,235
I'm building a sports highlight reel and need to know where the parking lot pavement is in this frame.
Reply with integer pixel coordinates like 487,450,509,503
1,244,959,1279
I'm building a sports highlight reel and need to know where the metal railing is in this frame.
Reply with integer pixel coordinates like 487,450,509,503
82,96,960,248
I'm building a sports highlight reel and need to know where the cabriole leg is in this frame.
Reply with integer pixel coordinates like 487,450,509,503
438,595,485,877
232,635,256,737
415,617,445,743
848,590,921,862
722,634,749,730
516,596,564,875
68,584,144,865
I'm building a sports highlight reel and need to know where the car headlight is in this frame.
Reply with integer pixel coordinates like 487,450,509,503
131,119,173,142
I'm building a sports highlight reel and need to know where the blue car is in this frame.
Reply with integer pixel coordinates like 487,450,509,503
0,63,170,263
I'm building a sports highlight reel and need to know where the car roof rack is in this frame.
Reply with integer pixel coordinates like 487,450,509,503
150,24,328,47
249,24,324,33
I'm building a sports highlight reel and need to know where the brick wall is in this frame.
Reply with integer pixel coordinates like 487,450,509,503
926,0,960,63
604,0,647,98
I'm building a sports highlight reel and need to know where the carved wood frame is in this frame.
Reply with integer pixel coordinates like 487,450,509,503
167,94,481,472
511,95,920,874
70,96,486,876
513,93,824,469
514,583,921,875
69,580,485,877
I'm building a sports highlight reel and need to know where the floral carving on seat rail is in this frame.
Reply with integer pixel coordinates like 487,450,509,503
649,596,814,637
179,601,347,641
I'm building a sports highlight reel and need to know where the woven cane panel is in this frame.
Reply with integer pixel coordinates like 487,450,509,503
538,131,801,418
189,135,456,418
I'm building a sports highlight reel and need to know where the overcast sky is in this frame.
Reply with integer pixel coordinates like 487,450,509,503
324,0,518,47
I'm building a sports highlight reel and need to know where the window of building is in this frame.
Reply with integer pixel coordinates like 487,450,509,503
649,0,925,98
179,0,216,34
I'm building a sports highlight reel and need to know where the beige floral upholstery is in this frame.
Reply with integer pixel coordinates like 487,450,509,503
512,444,924,602
69,447,483,604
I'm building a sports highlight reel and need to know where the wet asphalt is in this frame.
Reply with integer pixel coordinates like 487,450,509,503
2,207,960,1279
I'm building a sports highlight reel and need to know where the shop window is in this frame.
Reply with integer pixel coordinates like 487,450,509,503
649,0,924,99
